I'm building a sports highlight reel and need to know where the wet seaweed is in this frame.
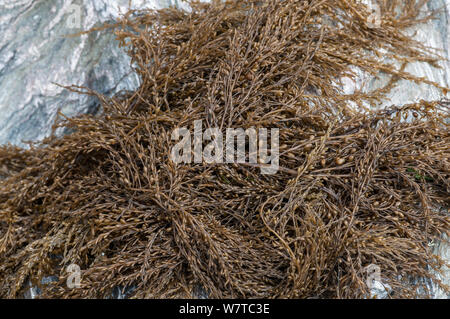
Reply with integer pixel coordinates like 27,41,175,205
0,0,449,298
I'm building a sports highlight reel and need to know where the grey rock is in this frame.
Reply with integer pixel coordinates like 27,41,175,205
0,0,186,147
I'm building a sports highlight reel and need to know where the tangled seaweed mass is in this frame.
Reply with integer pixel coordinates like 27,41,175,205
0,0,449,298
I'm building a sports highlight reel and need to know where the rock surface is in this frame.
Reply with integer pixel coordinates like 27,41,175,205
0,0,190,146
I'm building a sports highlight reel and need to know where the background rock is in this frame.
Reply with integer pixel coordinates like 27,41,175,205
0,0,189,146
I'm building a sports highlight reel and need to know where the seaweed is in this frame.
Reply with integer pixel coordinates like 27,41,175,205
0,0,449,298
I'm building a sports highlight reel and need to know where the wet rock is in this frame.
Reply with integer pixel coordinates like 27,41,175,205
0,0,187,147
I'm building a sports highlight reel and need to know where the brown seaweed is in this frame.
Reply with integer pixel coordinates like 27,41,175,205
0,0,449,298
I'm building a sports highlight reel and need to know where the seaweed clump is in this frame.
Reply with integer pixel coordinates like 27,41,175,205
0,0,449,298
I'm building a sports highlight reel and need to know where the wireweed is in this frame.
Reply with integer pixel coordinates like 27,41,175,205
0,0,449,298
